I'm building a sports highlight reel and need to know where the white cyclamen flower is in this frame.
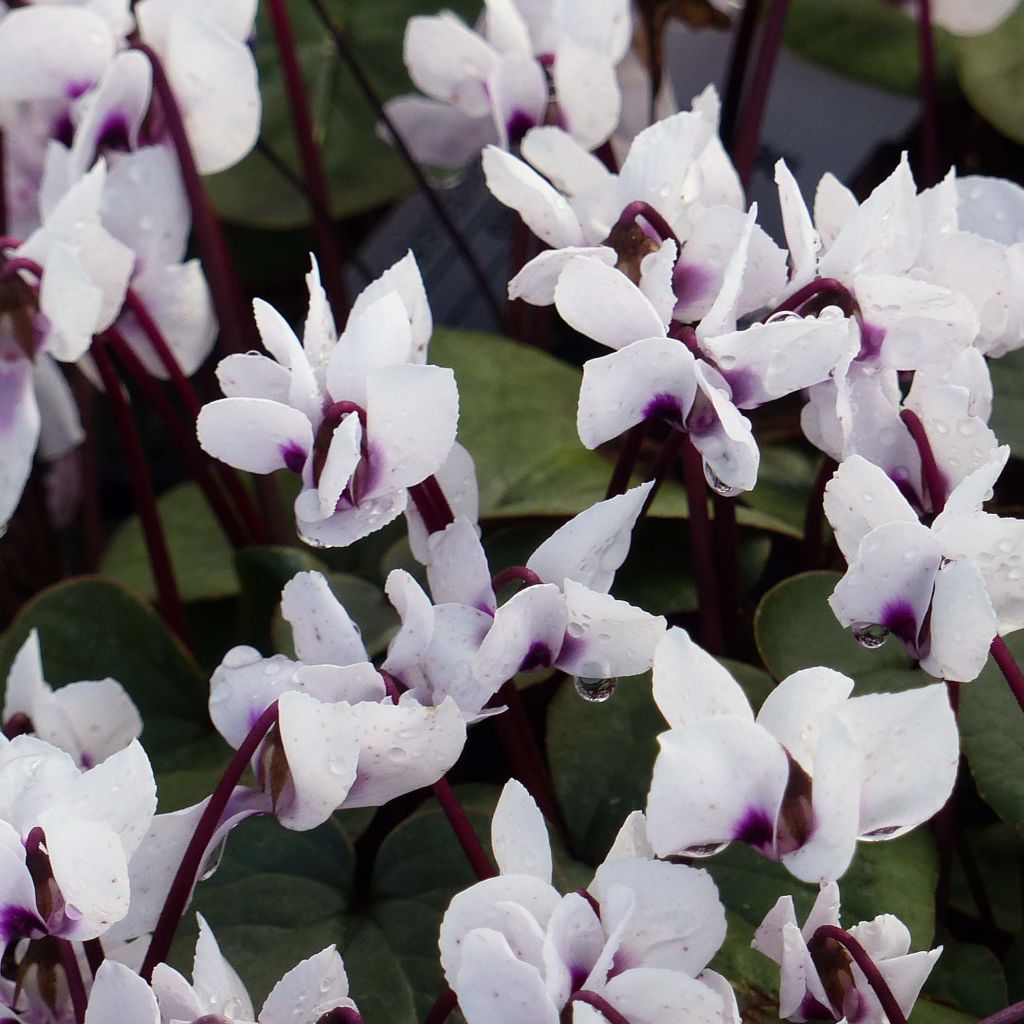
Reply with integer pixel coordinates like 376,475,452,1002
645,628,958,882
441,780,738,1024
198,252,459,549
753,881,941,1023
825,446,1024,682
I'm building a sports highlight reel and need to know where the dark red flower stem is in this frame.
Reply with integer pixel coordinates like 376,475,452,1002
92,337,189,643
980,999,1024,1024
680,438,724,655
265,0,350,318
766,277,856,319
899,408,947,512
57,939,87,1024
0,130,7,237
492,565,543,592
304,0,504,327
102,327,250,548
916,0,939,188
424,987,459,1024
732,0,793,190
567,991,632,1024
409,476,455,535
990,637,1024,714
141,701,281,981
639,430,684,519
811,926,907,1024
1,712,31,739
615,200,680,247
132,42,252,356
712,493,739,652
606,422,648,499
83,938,105,977
801,455,838,570
379,672,495,880
721,0,764,150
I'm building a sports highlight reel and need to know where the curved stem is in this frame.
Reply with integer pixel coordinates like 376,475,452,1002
132,42,252,355
732,0,793,189
304,0,504,327
615,200,679,247
681,438,724,655
431,777,497,881
606,421,648,499
916,0,939,187
766,277,855,319
266,0,350,318
492,565,543,593
140,701,280,980
721,0,764,150
409,476,455,535
990,637,1024,714
567,991,632,1024
92,337,189,642
424,988,459,1024
980,999,1024,1024
810,926,907,1024
899,408,947,513
57,939,87,1024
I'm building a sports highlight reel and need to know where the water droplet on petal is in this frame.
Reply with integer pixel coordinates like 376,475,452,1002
852,622,889,649
706,467,743,498
221,646,263,670
573,676,618,703
200,837,228,881
387,746,408,762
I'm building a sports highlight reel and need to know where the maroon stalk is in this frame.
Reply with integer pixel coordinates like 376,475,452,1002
721,0,764,150
800,455,838,571
73,370,104,569
899,408,947,512
491,565,543,592
810,926,907,1024
606,421,648,499
82,938,105,977
915,0,939,188
102,327,250,547
424,988,459,1024
638,430,684,519
615,200,680,247
680,438,724,655
132,42,252,355
567,991,632,1024
409,476,455,535
980,999,1024,1024
265,0,350,318
711,493,739,652
732,0,794,190
141,701,280,981
57,939,87,1024
766,277,855,319
303,0,504,327
91,337,189,642
431,777,498,882
990,637,1024,714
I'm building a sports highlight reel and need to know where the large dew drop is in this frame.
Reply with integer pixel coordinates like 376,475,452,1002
852,622,889,649
573,676,618,703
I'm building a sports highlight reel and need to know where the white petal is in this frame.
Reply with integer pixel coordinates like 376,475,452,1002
554,44,620,150
3,630,48,724
347,251,432,363
542,893,606,1008
406,442,479,564
484,0,532,53
775,159,818,292
876,949,942,1019
814,173,859,250
638,240,679,326
489,55,547,149
0,354,40,531
404,13,496,115
418,604,496,716
492,779,552,882
427,516,496,612
39,242,104,362
529,482,653,592
922,555,998,682
85,961,160,1024
695,207,757,341
509,247,616,306
281,570,369,667
315,415,362,520
135,0,257,46
956,175,1024,245
191,913,255,1020
295,490,407,549
602,968,727,1024
260,946,353,1024
252,298,319,421
382,569,435,688
688,363,760,494
521,127,613,199
602,810,654,862
652,627,752,730
215,353,290,402
197,398,313,475
382,95,497,169
553,0,632,60
930,0,1017,34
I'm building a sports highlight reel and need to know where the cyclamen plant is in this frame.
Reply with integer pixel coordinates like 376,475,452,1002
1,1,1024,1024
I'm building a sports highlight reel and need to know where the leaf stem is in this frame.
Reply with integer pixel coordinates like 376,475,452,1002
431,777,497,881
91,337,189,643
140,701,280,981
811,925,907,1024
303,0,504,327
265,0,350,318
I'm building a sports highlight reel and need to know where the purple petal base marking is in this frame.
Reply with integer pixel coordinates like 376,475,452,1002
280,443,308,474
857,321,886,362
506,108,536,148
519,641,554,673
97,113,131,152
672,262,714,309
0,905,42,943
642,392,685,427
734,806,775,852
881,599,920,648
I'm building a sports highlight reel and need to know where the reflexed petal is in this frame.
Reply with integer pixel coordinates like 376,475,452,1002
197,398,314,475
281,570,368,667
603,810,654,862
484,0,532,53
775,159,818,293
163,16,260,174
646,718,789,858
694,207,756,341
297,487,408,549
751,894,801,965
555,253,667,349
315,415,361,520
455,929,559,1024
849,913,911,961
689,363,759,494
0,820,44,942
542,893,606,1008
364,363,458,496
406,442,479,564
275,692,359,830
215,353,290,402
383,96,497,169
39,242,104,362
837,683,958,839
829,521,941,653
553,0,632,60
923,554,998,682
554,44,620,150
652,627,753,730
638,240,679,326
529,482,652,592
756,667,854,770
558,582,665,679
428,516,496,612
342,698,466,808
814,173,859,250
404,13,496,115
418,604,497,715
3,630,47,723
577,337,697,449
589,859,726,974
85,961,160,1024
957,175,1024,245
509,247,616,306
260,946,354,1024
348,251,432,363
875,949,942,1019
521,127,613,199
209,649,296,749
936,445,1010,522
483,146,587,248
490,55,547,149
382,569,435,688
135,0,258,46
191,913,255,1021
152,962,204,1022
492,779,552,882
603,967,727,1024
0,7,115,101
0,353,40,531
252,298,319,421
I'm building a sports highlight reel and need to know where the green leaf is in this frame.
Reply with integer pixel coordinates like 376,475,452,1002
0,577,209,765
101,482,238,603
739,444,821,536
784,0,956,96
753,571,925,692
990,348,1024,459
205,0,481,228
924,939,1008,1017
960,632,1024,835
235,545,327,650
956,5,1024,146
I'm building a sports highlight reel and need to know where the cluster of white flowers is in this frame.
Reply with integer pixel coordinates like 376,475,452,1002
1,0,1023,1022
